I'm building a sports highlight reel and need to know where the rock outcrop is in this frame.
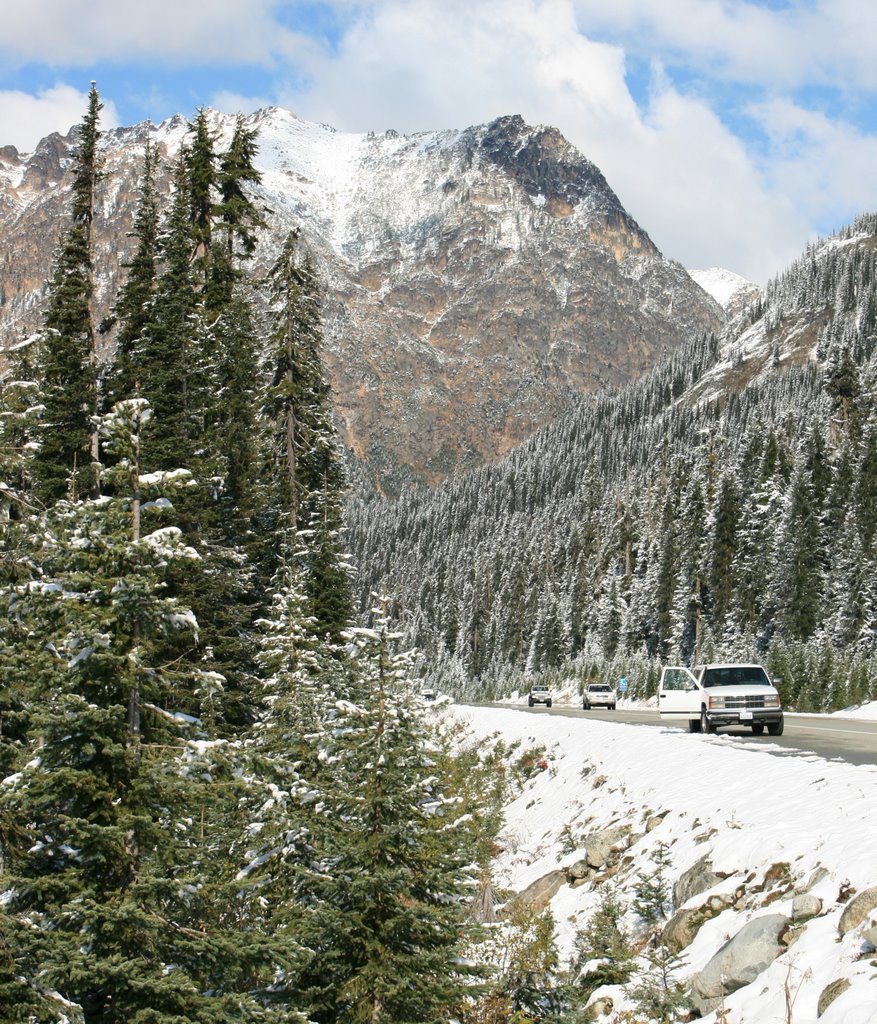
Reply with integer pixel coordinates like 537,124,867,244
838,885,877,936
689,913,790,1014
0,108,723,493
673,855,723,907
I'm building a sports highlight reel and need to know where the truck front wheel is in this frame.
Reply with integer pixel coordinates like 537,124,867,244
768,719,784,736
688,718,701,733
700,708,716,734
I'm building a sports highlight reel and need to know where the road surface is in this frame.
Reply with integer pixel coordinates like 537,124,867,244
498,703,877,766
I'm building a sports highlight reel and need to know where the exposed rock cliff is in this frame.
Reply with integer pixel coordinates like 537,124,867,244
0,108,723,492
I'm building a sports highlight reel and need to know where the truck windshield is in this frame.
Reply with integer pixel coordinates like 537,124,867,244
702,666,770,687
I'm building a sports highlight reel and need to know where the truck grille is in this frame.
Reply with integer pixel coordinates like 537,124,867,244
724,695,769,709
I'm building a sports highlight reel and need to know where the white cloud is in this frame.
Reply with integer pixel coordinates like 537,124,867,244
0,0,291,65
571,0,877,90
3,0,873,282
274,0,812,281
0,84,119,153
747,98,877,233
209,90,274,117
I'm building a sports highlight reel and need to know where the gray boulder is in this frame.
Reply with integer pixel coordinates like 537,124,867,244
663,907,705,953
645,812,667,833
584,824,631,869
689,913,790,1014
507,870,566,914
663,894,735,953
566,858,590,882
791,893,822,920
817,978,851,1017
674,855,722,908
838,886,877,936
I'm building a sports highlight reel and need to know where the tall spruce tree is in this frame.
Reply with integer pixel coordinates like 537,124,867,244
138,157,214,474
0,401,285,1022
186,109,218,298
105,134,160,407
32,83,103,503
293,614,481,1023
212,114,267,306
264,230,352,642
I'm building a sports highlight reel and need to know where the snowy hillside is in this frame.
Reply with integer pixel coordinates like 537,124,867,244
449,704,877,1023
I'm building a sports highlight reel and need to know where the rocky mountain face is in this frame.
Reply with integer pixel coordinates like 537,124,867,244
0,108,723,492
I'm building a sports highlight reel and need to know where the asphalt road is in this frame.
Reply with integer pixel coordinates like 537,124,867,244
498,703,877,766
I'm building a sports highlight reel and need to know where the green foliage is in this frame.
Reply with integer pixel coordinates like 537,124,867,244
31,84,103,503
627,842,689,1024
263,230,352,642
631,842,674,928
569,886,636,998
292,615,484,1023
105,135,160,407
465,904,567,1024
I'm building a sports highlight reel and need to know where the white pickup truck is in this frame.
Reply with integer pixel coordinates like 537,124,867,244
658,663,783,736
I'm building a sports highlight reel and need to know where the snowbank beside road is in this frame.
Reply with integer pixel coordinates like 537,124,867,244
450,705,877,1023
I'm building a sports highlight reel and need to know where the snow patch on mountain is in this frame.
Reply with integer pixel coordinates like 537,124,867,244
689,267,758,309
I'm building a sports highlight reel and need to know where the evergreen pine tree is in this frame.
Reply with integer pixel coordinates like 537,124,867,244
263,230,352,642
0,401,284,1022
293,613,481,1023
139,158,212,473
105,134,160,407
569,885,636,999
32,83,103,503
186,109,219,298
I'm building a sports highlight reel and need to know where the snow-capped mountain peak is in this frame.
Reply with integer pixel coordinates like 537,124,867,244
688,266,761,313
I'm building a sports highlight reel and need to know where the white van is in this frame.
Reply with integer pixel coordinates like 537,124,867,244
658,663,783,736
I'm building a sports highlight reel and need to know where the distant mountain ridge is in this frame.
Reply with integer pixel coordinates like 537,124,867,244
0,107,722,492
689,266,761,317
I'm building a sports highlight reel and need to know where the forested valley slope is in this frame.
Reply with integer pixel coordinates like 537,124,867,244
349,214,877,712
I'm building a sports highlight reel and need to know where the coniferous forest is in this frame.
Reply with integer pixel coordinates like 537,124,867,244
0,86,501,1023
349,215,877,712
2,84,877,1023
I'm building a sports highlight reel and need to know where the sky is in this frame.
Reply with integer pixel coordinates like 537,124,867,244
1,1,875,284
454,700,877,1022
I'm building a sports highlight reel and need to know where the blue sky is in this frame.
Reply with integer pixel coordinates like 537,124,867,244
1,0,875,284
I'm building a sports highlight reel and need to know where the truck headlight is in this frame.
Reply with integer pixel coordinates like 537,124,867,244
708,696,726,709
764,695,781,708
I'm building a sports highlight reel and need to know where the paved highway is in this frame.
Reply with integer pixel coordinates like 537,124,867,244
499,704,877,766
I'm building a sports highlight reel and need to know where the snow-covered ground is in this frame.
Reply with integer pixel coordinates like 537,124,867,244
832,702,877,721
448,703,877,1023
